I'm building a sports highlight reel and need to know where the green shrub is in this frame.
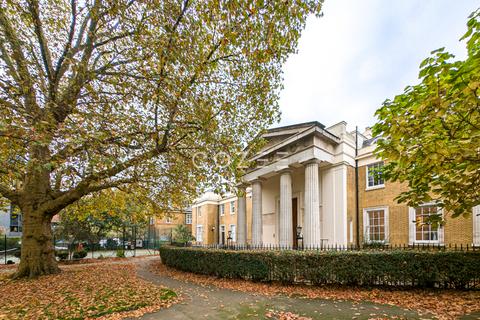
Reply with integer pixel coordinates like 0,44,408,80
72,250,88,259
172,224,195,244
116,249,125,258
159,246,480,289
97,254,105,259
56,251,69,260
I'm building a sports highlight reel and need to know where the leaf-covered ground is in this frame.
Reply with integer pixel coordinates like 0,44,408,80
150,262,480,320
0,260,178,320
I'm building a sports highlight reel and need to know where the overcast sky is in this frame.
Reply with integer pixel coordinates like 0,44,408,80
278,0,478,132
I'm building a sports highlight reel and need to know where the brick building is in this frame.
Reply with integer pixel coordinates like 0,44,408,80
151,208,192,242
192,121,480,247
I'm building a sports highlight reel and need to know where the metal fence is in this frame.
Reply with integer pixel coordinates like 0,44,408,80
188,242,479,252
0,231,174,265
0,234,20,265
4,236,478,265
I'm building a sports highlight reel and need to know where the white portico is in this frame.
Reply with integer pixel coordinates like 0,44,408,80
236,121,357,247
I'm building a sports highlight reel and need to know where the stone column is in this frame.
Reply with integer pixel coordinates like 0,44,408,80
304,160,321,247
236,185,247,246
251,180,263,245
279,169,293,247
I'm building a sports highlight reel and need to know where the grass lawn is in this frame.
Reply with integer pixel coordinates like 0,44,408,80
0,260,177,320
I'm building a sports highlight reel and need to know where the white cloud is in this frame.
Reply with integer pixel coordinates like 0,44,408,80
278,0,478,132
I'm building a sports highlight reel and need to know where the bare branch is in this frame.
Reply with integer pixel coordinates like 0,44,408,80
54,0,77,88
0,6,38,115
54,0,101,123
40,177,135,215
27,0,54,83
93,31,135,49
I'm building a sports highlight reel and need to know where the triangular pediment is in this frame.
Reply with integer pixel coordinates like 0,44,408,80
246,121,340,171
260,121,325,150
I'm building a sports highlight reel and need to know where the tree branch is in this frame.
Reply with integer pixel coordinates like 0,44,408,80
0,183,18,202
40,177,135,215
0,6,38,115
53,0,77,92
28,0,54,83
54,0,101,123
0,40,21,84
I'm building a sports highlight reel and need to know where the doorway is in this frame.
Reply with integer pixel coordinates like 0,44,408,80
220,225,225,245
292,198,298,247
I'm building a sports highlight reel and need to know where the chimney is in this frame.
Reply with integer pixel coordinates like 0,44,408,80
363,127,372,139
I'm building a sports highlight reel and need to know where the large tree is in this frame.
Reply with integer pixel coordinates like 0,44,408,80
0,0,322,277
374,9,480,220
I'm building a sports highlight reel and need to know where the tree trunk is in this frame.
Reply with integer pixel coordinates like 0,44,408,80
14,209,60,278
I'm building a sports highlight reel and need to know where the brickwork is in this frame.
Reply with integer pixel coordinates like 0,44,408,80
192,203,218,244
153,211,191,240
219,198,237,243
358,164,473,245
346,165,357,245
191,162,474,247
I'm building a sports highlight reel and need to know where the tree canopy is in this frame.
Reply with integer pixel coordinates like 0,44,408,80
373,9,480,218
55,190,150,252
0,0,323,277
61,189,152,223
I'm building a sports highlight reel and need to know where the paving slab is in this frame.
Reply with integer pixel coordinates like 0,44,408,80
134,257,434,320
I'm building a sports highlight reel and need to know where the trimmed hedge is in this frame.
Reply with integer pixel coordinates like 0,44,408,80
72,250,88,259
159,246,480,289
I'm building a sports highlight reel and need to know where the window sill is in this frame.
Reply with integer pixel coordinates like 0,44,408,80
366,185,385,191
411,241,443,245
365,241,389,244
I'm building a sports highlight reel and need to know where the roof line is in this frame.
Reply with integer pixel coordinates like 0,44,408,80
267,121,325,133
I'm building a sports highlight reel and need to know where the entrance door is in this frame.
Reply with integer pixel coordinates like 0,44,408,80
292,198,298,247
220,225,225,245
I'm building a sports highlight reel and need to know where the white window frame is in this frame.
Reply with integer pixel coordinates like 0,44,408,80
366,161,385,190
197,206,202,217
166,216,172,224
409,203,444,245
229,224,236,242
230,200,235,214
186,213,192,225
363,206,389,243
473,206,480,246
196,225,203,242
219,203,225,216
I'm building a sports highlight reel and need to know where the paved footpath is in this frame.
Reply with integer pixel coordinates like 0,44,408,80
134,257,436,320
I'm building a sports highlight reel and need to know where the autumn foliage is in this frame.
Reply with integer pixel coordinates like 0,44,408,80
0,260,177,319
0,0,322,277
374,9,480,217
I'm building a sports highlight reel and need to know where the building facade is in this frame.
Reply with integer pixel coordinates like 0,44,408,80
0,204,22,237
192,121,480,247
151,208,192,241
